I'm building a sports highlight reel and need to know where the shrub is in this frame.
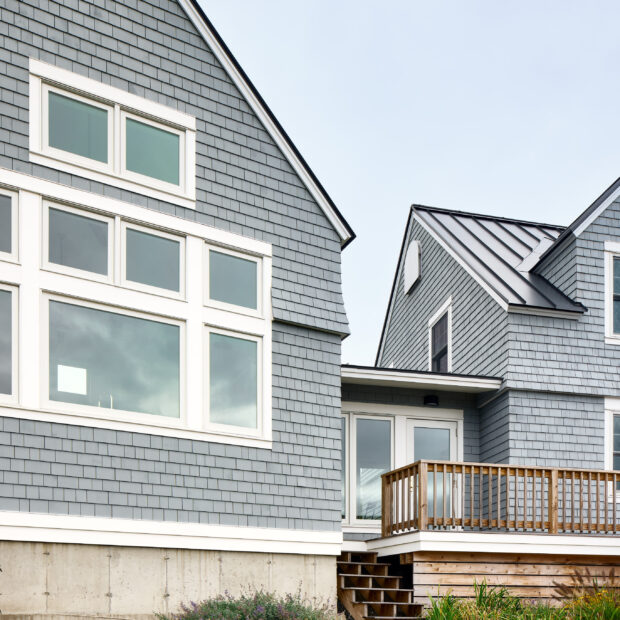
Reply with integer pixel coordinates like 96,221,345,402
564,588,620,619
157,590,338,620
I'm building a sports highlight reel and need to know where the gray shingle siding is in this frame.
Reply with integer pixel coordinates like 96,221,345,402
536,235,578,300
379,217,507,378
0,323,343,530
479,392,510,464
0,0,348,335
0,1,347,531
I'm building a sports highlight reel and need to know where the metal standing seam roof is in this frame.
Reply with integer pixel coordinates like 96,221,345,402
414,205,586,313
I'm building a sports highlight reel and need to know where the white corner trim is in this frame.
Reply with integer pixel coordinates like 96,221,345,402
0,168,271,256
0,511,342,556
367,530,620,558
573,184,620,238
414,212,509,312
341,367,501,393
177,0,352,245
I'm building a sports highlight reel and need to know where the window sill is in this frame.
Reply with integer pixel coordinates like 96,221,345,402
0,404,273,449
605,336,620,346
30,152,196,210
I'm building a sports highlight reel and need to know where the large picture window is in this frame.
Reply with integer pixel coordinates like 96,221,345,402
48,300,181,418
0,171,272,447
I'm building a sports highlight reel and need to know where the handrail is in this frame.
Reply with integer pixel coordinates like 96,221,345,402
381,460,620,537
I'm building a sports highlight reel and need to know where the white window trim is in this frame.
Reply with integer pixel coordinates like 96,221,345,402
204,325,266,440
428,296,453,372
204,244,264,319
29,59,197,209
603,404,620,503
0,189,19,264
0,168,273,449
42,201,115,285
604,242,620,344
0,283,18,406
121,221,186,300
341,401,464,532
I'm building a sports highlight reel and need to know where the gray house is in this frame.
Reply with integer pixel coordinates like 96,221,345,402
0,1,354,617
337,189,620,615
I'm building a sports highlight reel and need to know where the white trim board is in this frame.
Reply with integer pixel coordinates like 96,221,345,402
0,511,342,556
177,0,352,246
341,367,501,393
365,530,620,557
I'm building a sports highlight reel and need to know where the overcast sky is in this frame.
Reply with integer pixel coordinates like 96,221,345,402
202,1,620,365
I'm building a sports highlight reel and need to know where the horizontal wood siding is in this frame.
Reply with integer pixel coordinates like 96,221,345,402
406,551,619,605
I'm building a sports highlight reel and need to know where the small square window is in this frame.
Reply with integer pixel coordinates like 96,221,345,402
208,331,258,429
48,206,110,277
0,194,12,255
0,289,12,396
209,249,258,310
125,117,180,186
48,90,109,163
125,227,181,293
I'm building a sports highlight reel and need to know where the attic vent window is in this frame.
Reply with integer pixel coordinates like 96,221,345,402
404,240,420,293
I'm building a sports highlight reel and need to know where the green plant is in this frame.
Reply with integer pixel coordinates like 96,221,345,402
564,588,620,620
157,590,338,620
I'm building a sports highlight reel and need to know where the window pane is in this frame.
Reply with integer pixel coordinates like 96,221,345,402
341,417,346,519
209,333,257,428
0,194,11,254
614,415,620,451
49,301,180,417
432,313,448,355
126,228,180,292
615,300,620,335
432,352,448,373
614,258,620,296
49,208,108,275
126,118,179,185
209,250,257,309
49,91,108,163
0,291,11,395
356,419,390,520
414,427,451,461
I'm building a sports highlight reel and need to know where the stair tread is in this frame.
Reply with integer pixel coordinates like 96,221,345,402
337,561,392,566
363,617,423,619
341,587,415,592
339,573,400,578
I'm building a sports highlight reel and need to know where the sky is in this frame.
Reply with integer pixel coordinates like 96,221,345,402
201,1,620,365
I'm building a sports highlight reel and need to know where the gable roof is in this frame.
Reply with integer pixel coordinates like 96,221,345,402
414,205,586,314
535,176,620,267
178,0,355,248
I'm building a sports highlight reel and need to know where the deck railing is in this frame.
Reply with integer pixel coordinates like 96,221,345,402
381,460,620,537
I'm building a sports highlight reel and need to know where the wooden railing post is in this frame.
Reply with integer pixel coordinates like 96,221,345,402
419,462,428,531
549,469,559,534
381,473,392,537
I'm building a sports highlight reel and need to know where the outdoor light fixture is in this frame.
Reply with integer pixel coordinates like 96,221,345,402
424,394,439,407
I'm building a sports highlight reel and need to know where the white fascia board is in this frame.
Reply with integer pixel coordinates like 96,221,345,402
507,305,582,320
414,212,509,312
341,367,502,393
0,168,271,257
367,530,620,558
573,183,620,238
0,511,343,556
177,0,352,246
342,540,371,553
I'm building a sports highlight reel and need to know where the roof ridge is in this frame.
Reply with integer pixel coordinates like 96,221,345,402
412,203,564,231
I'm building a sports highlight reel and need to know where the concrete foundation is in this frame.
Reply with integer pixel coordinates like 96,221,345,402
0,541,336,619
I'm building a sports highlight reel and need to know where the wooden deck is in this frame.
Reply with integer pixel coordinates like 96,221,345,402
381,460,620,537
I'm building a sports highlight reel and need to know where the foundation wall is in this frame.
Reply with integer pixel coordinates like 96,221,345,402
0,541,336,619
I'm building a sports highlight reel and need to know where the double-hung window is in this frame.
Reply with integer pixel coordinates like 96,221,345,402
429,298,452,373
0,175,272,447
30,59,196,208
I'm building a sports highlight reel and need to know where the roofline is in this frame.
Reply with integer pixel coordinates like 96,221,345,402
181,0,355,248
536,176,620,267
412,204,564,231
374,208,415,365
342,364,503,393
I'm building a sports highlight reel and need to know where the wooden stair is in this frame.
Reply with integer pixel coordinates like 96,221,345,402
337,552,423,620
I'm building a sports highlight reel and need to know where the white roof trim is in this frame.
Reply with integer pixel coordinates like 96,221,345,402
341,366,501,393
507,305,581,320
413,212,509,311
178,0,352,245
572,181,620,238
